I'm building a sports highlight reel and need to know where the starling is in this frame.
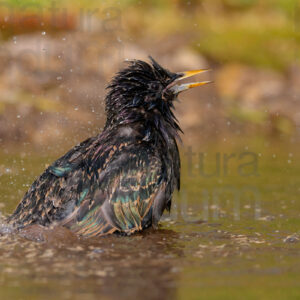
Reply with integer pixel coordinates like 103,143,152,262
8,57,210,237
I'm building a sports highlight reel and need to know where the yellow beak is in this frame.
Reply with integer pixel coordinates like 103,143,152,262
169,69,212,93
179,69,210,80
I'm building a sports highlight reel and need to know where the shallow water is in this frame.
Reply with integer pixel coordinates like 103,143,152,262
0,137,299,300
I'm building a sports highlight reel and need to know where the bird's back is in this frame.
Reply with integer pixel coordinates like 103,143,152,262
8,124,179,237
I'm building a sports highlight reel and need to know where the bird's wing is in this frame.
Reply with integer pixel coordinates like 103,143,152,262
59,147,166,237
8,136,97,227
9,134,167,237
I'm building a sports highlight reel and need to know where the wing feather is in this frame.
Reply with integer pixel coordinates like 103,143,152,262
9,134,168,237
61,149,166,237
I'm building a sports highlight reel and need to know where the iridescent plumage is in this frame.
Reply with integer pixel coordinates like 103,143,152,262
8,57,209,237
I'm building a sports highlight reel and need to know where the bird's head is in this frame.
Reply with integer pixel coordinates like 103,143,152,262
105,57,210,130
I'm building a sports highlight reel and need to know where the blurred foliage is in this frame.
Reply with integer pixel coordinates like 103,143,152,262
0,0,299,70
194,18,300,70
120,0,300,71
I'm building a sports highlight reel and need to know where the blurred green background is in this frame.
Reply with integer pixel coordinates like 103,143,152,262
0,1,299,300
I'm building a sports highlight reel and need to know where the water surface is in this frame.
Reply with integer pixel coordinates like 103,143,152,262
0,137,299,300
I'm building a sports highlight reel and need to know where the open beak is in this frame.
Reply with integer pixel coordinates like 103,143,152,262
169,69,212,94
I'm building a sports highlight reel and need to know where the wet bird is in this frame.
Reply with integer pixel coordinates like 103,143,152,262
8,57,210,237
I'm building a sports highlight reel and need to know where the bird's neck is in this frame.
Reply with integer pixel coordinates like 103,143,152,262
105,107,181,145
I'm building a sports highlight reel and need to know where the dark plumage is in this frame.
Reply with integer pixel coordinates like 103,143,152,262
8,57,210,237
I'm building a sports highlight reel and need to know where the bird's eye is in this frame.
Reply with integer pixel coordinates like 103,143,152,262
148,82,161,92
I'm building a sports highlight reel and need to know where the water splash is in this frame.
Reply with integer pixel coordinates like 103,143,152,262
0,213,14,235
